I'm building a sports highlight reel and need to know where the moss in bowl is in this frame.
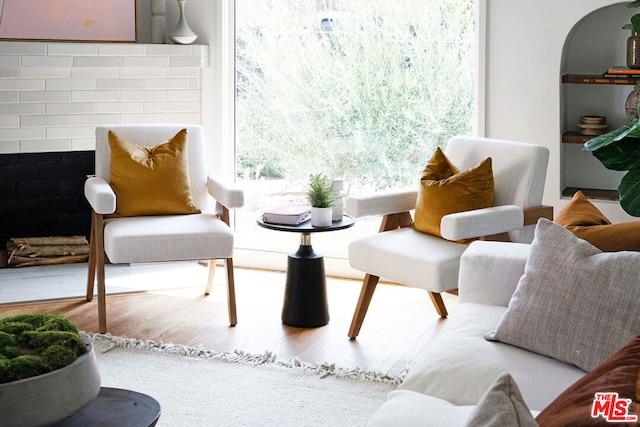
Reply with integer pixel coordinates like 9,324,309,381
0,313,87,384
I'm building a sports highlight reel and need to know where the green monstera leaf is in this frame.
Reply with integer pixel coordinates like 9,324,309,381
584,121,640,217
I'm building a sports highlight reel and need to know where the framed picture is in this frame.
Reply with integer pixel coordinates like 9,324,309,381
0,0,137,42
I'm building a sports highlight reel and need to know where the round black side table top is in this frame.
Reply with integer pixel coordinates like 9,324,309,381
257,214,355,233
53,387,161,427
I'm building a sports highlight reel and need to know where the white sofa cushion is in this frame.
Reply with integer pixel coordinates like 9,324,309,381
487,219,640,371
398,303,585,411
367,390,476,427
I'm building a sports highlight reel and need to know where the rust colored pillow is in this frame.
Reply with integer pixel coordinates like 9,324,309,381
555,191,640,251
413,147,494,238
536,335,640,426
108,128,200,217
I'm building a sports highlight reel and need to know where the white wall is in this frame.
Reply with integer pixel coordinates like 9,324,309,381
485,0,636,222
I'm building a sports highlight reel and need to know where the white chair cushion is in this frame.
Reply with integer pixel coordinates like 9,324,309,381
399,303,585,411
348,227,468,293
103,213,233,264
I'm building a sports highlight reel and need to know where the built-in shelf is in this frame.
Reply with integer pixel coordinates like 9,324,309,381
562,187,619,201
562,130,593,144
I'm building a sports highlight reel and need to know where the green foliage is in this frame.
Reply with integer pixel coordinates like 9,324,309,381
236,0,474,191
307,173,337,208
0,314,86,384
623,1,640,32
584,116,640,216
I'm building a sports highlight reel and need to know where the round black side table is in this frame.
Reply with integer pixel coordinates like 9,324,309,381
257,215,355,327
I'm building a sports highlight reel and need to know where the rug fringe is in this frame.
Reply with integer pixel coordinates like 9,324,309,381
87,332,404,385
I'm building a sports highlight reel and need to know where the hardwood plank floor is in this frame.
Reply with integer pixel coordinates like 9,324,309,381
0,262,457,377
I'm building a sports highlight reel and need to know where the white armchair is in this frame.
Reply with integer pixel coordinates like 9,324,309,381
84,124,244,333
346,136,551,339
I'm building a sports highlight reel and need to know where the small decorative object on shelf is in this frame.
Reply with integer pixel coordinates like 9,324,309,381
169,0,197,45
576,115,609,136
307,173,337,227
622,2,640,68
150,0,167,44
626,88,640,120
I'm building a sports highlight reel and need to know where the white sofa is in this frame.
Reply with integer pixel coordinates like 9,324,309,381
368,217,640,426
368,239,587,426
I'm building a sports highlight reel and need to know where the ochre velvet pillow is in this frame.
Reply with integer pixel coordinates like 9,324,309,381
108,129,200,217
555,191,640,251
536,335,640,426
413,147,494,238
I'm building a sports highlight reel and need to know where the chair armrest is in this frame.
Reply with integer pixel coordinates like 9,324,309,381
440,205,524,241
458,240,530,307
84,177,116,215
345,188,417,218
207,175,244,209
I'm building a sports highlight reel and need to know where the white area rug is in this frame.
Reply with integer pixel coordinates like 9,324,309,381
90,333,400,426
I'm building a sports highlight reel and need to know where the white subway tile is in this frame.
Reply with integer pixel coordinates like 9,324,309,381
0,79,45,90
120,113,167,123
120,90,167,101
19,67,71,78
167,89,200,101
71,67,120,78
21,139,72,153
146,44,195,56
47,126,94,139
46,102,95,114
48,44,98,56
167,67,199,78
71,114,120,126
0,127,45,140
120,67,167,78
0,42,45,55
99,44,146,56
144,78,191,90
72,138,97,151
72,90,119,102
74,56,122,67
143,101,189,113
123,56,170,67
96,78,144,90
0,116,19,127
0,67,18,77
0,140,20,153
97,102,143,113
21,115,71,127
170,112,201,123
170,56,206,67
0,103,45,115
0,91,19,102
21,55,73,67
20,91,71,103
46,78,95,90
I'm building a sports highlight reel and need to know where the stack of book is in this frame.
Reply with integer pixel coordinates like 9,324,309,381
603,66,640,78
262,204,311,225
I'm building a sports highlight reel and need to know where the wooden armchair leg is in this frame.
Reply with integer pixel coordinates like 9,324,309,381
86,212,97,301
91,212,107,333
428,291,448,318
225,258,237,327
348,274,380,339
205,260,216,296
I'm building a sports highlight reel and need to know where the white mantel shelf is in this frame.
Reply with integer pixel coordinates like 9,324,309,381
0,41,209,68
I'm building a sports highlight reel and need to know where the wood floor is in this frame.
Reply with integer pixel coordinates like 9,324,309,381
0,262,457,377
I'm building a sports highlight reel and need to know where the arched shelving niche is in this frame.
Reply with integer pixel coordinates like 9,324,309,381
560,2,633,201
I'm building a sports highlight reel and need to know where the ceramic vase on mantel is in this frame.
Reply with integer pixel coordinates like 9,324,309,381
627,31,640,69
169,0,198,45
150,0,167,44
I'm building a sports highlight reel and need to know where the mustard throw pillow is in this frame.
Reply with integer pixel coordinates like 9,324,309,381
554,190,640,251
413,147,494,238
108,129,200,217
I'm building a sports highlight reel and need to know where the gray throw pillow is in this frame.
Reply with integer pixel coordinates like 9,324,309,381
465,372,537,427
486,218,640,372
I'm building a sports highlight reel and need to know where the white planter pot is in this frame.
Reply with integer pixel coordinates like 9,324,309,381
0,335,101,427
311,207,333,227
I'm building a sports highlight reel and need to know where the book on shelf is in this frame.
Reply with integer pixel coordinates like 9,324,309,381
605,66,640,75
262,204,312,225
603,73,640,79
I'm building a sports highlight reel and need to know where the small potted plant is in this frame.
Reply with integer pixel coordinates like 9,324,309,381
0,313,101,426
307,173,338,227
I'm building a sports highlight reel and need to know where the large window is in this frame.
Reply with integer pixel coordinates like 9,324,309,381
234,1,478,272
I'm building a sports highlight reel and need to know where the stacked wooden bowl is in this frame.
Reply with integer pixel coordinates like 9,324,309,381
577,116,610,136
